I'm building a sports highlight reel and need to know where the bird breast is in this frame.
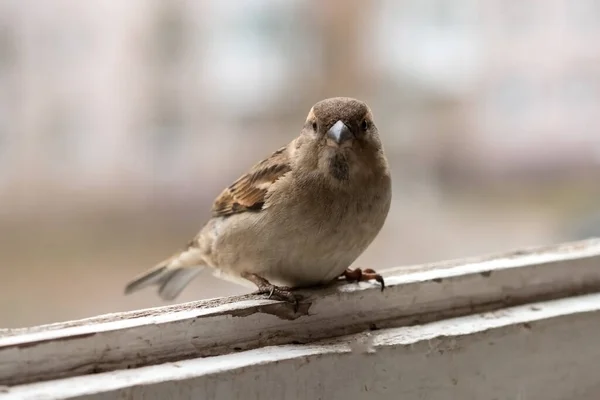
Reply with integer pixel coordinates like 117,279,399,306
207,172,391,287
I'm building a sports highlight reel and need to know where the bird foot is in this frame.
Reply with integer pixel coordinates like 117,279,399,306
242,272,300,311
341,268,385,291
253,285,296,302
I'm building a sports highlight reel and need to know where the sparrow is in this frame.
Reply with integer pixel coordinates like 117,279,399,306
125,97,392,306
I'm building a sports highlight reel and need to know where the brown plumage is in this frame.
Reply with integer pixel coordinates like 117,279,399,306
125,97,392,305
212,147,290,217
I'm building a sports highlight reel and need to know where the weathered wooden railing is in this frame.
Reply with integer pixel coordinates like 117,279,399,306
1,239,600,399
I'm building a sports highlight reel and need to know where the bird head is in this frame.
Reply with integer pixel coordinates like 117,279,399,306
295,97,386,184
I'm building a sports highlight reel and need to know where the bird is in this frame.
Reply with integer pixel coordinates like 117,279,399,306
124,97,392,307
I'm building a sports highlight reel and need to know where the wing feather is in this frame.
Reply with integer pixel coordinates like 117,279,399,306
211,146,291,217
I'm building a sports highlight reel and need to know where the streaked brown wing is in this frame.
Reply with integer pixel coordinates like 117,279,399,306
211,146,291,217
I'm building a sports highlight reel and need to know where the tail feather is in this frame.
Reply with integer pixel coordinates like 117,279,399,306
124,264,170,295
158,267,203,300
125,246,205,300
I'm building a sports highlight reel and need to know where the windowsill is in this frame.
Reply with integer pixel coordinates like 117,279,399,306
1,238,600,397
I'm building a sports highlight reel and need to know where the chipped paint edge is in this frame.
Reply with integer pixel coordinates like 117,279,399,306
2,239,600,386
7,293,600,400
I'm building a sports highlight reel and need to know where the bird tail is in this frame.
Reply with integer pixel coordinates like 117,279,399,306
124,246,205,301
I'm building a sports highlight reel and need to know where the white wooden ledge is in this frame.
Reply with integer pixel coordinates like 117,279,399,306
2,239,600,399
8,294,600,400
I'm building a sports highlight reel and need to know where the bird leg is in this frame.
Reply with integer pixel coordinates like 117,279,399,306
341,268,385,291
241,272,299,307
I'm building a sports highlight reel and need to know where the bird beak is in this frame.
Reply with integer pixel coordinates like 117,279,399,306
326,120,354,146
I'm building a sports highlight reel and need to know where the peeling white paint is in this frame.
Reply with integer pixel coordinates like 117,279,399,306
6,294,600,400
1,239,600,398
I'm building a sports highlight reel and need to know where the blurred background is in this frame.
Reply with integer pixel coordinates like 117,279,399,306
0,0,599,328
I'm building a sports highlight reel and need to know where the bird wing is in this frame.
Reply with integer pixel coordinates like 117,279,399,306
211,146,292,217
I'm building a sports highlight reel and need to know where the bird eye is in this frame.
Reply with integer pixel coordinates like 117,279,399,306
361,120,370,130
312,121,318,131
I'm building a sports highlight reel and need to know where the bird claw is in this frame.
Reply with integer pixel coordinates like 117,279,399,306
373,274,385,292
341,268,385,291
253,284,299,311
